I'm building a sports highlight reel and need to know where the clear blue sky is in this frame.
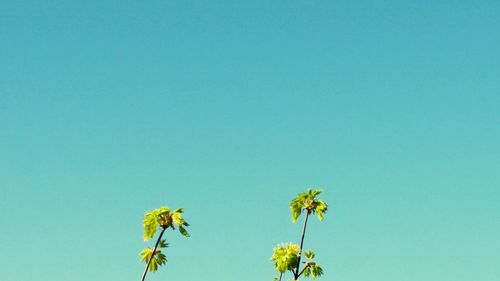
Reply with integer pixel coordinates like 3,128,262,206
1,1,499,280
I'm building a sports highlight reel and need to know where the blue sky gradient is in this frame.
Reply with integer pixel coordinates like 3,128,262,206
1,1,499,281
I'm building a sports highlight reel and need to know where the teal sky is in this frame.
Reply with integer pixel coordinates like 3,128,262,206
1,1,499,281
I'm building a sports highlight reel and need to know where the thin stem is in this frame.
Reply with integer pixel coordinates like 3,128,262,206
279,272,283,281
297,264,310,278
294,210,310,280
141,227,167,281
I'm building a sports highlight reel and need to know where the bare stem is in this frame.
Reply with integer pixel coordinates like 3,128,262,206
294,210,310,280
297,264,310,278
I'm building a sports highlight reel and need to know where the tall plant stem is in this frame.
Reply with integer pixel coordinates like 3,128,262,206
294,210,311,280
279,272,283,281
141,227,167,281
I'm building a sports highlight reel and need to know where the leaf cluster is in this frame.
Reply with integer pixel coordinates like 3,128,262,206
140,206,190,276
290,188,328,223
301,250,324,279
143,207,190,241
272,188,328,281
140,240,168,272
271,243,301,273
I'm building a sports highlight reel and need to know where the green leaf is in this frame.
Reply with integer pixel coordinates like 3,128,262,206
315,200,328,221
290,198,304,223
304,250,315,259
150,251,167,272
311,265,323,279
179,225,190,237
173,208,184,213
140,248,167,272
303,266,312,277
312,189,322,197
158,239,169,248
143,212,159,241
143,207,172,241
290,188,328,223
271,243,301,273
172,211,185,226
140,248,153,262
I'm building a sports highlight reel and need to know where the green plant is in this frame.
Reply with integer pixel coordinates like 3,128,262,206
271,188,328,281
140,206,190,281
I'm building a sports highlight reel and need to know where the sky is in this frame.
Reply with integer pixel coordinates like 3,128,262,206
1,0,499,281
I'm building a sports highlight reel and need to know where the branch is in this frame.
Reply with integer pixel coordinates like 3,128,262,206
297,264,310,278
140,227,167,281
294,210,311,279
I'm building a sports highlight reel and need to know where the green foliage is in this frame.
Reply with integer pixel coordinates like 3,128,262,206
143,206,190,241
140,248,167,272
172,208,190,237
171,208,185,225
178,225,189,237
311,264,323,279
301,262,324,279
158,239,168,249
302,250,323,279
272,188,329,281
301,263,324,279
271,244,325,280
140,205,190,280
304,250,315,259
143,207,171,241
290,188,328,223
271,243,301,273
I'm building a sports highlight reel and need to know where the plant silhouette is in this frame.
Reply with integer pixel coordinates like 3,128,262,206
140,206,189,281
271,188,328,281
